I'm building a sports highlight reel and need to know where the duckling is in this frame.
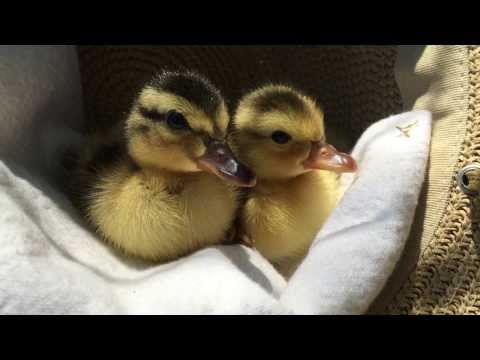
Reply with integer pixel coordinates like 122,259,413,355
229,84,357,277
64,70,256,263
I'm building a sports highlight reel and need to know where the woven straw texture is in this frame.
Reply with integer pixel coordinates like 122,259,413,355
76,46,402,151
382,46,480,314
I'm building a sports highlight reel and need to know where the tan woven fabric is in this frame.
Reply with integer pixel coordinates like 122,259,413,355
370,46,480,314
76,46,401,152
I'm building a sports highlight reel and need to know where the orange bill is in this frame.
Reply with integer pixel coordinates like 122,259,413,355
197,140,257,187
303,142,358,173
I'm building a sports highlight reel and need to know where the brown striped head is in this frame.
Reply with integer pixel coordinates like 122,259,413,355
231,85,357,180
125,71,255,187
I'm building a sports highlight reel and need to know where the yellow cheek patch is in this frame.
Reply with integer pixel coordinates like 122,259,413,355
128,133,203,172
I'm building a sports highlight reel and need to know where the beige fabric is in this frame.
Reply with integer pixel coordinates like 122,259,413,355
371,46,480,314
402,46,469,254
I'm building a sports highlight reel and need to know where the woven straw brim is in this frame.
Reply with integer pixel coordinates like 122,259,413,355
378,46,480,314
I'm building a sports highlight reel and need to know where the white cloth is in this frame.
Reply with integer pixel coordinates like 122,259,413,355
0,46,431,314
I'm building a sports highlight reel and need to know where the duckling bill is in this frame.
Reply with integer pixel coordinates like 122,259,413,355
64,70,255,263
302,141,357,173
197,138,256,187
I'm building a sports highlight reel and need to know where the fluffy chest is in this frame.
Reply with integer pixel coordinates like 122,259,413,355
242,171,339,263
87,166,238,260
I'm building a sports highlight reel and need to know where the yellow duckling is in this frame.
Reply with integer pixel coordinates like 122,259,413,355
64,70,256,262
230,84,357,277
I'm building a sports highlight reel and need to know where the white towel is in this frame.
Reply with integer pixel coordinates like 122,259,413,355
0,46,431,314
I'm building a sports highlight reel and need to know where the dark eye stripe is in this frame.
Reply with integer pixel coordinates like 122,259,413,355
241,128,269,140
139,107,165,122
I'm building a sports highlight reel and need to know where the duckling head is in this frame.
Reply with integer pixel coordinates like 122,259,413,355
231,85,357,181
125,70,256,187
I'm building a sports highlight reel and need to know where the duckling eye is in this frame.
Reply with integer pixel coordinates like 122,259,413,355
271,130,291,144
166,111,190,131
